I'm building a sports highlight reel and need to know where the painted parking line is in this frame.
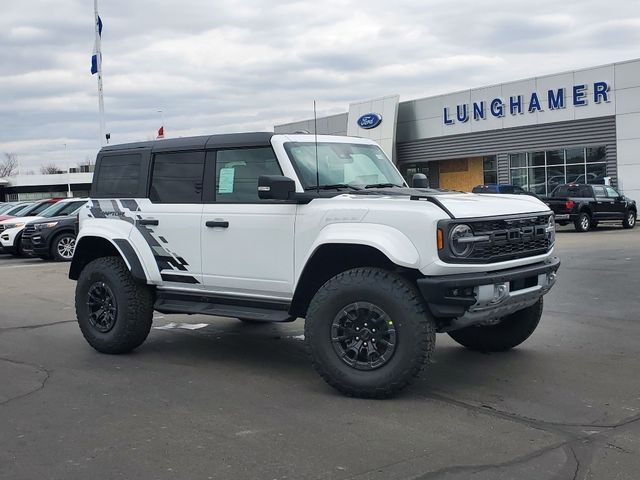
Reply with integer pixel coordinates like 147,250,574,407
0,263,52,269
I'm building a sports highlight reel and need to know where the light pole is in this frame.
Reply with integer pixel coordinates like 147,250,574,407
64,143,72,198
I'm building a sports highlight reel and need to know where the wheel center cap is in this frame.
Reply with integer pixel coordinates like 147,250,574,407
360,329,372,341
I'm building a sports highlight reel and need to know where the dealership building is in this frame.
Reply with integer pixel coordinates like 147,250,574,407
276,58,640,198
0,172,93,202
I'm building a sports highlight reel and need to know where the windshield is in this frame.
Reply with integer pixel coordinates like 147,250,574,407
0,204,16,214
8,204,33,216
284,142,406,190
26,201,56,216
39,200,85,218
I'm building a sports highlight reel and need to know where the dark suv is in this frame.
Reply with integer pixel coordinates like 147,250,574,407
21,199,87,261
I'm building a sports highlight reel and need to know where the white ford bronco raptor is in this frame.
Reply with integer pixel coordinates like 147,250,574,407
70,133,560,398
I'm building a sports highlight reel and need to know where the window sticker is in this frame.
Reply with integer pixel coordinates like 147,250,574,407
218,167,235,193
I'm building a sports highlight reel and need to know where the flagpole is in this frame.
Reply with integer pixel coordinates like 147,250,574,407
94,0,106,146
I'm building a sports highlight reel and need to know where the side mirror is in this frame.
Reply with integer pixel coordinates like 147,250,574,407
258,175,296,200
412,173,429,188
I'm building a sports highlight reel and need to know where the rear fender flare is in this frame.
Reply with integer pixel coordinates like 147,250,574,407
71,224,161,284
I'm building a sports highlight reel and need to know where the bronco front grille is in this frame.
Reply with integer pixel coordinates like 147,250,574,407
438,213,553,264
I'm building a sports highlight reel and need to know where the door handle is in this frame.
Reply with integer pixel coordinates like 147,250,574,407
206,220,229,228
138,219,159,226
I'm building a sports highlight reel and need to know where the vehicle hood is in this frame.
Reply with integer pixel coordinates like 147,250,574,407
350,188,551,218
0,215,14,222
0,215,43,225
29,214,75,225
435,193,550,218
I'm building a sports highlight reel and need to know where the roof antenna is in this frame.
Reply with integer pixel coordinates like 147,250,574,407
314,100,320,194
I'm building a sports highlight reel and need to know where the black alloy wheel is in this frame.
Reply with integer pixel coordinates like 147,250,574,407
623,210,636,229
76,256,154,354
305,267,435,398
331,301,397,371
87,282,118,333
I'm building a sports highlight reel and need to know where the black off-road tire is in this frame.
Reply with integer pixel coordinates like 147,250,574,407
574,212,591,232
51,232,76,262
304,268,435,398
448,298,543,352
76,256,154,354
623,210,636,229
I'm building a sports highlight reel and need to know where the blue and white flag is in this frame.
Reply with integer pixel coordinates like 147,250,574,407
91,16,103,75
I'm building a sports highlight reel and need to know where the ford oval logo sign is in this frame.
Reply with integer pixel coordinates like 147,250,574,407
357,113,382,129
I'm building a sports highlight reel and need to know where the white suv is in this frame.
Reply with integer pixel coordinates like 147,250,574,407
0,198,88,256
70,133,559,397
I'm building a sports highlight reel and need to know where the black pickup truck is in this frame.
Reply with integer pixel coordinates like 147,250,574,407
542,184,637,232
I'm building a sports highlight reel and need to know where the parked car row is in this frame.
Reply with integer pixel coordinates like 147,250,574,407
472,183,637,233
0,198,87,261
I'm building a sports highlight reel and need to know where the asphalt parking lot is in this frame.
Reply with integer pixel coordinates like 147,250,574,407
1,225,639,480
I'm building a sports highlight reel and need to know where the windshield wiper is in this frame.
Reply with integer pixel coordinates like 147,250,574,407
364,183,404,189
304,184,362,191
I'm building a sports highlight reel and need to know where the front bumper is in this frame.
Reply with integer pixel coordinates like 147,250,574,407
0,230,16,252
417,257,560,331
21,229,51,256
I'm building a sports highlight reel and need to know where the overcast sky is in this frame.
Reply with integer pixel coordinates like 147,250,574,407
0,0,638,170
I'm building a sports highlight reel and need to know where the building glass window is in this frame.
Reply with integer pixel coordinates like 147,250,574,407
565,148,584,164
482,155,497,184
530,151,545,167
509,146,608,195
586,146,606,163
509,153,527,168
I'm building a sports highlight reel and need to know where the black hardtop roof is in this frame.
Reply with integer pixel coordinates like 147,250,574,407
99,132,274,154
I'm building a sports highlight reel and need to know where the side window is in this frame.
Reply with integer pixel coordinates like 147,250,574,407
578,186,591,198
605,186,620,198
215,147,282,202
554,186,569,197
59,201,87,215
150,152,205,203
593,186,606,197
95,154,143,197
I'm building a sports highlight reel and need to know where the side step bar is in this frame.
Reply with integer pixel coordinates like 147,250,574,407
154,291,294,322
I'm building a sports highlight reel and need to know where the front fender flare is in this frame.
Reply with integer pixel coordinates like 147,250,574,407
302,223,421,273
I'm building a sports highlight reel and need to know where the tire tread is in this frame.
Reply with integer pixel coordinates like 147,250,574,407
76,256,153,354
304,267,435,398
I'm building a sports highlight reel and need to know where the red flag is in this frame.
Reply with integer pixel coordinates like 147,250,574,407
157,126,164,139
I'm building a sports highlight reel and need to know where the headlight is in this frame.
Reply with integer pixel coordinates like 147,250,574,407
546,215,555,246
3,222,24,230
449,224,475,257
36,222,58,230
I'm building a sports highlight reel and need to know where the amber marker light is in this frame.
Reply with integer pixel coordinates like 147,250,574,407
437,228,444,250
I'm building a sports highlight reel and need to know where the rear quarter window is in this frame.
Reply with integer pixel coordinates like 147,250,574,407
94,154,144,197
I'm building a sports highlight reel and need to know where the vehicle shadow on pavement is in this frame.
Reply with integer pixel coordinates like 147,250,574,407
137,319,541,399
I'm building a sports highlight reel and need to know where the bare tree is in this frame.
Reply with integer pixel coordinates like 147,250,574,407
40,163,62,175
0,153,18,177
